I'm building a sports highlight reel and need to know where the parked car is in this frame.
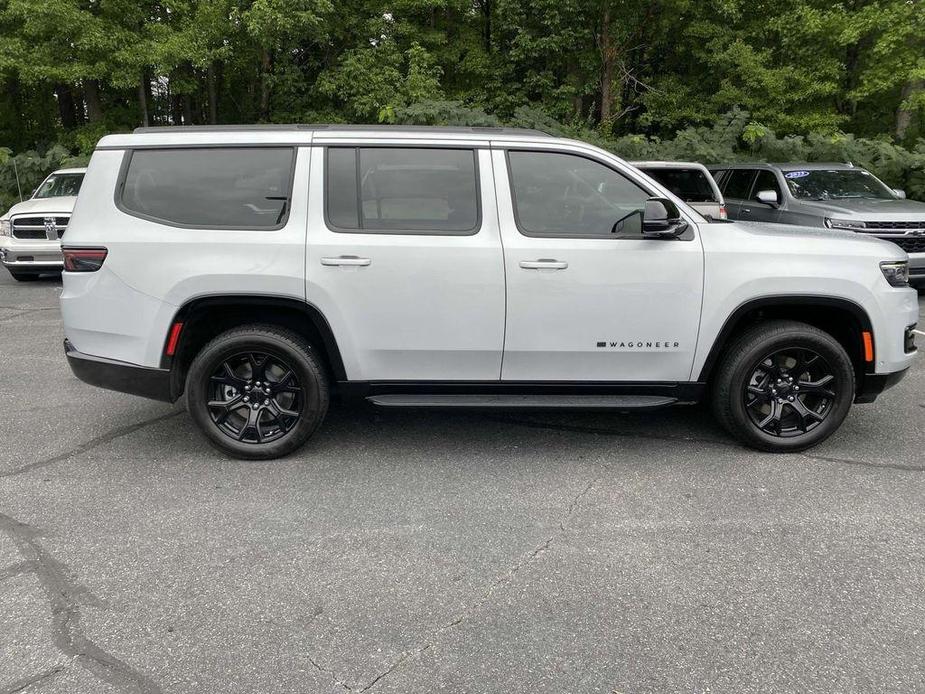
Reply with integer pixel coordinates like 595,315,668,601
60,126,917,459
709,163,925,286
632,161,726,220
0,167,86,281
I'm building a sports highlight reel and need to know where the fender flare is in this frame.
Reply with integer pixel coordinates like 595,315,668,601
697,295,874,382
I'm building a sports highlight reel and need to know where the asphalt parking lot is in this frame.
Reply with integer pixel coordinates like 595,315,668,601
1,270,923,694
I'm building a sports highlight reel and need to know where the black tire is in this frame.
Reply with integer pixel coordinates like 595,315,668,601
9,270,39,282
186,325,329,460
711,320,855,453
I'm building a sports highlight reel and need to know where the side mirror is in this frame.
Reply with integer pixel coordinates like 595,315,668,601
893,189,906,199
756,189,779,206
642,197,689,237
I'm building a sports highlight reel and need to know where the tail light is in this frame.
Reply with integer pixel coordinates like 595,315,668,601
718,205,728,220
63,247,108,272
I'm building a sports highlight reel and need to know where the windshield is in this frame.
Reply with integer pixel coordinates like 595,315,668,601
33,173,84,199
641,167,718,203
783,169,895,201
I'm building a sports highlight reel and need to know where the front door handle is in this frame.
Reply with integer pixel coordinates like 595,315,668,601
321,256,372,267
519,259,568,270
741,208,752,214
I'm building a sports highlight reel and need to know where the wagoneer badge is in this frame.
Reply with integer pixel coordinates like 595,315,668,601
43,217,58,240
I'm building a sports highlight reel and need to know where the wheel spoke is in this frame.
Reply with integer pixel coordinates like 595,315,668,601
208,395,245,424
757,400,783,431
210,362,246,388
798,374,835,398
789,398,823,431
236,407,263,442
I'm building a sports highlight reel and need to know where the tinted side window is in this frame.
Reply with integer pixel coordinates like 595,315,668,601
642,168,717,203
722,170,757,200
509,151,650,237
325,147,479,234
752,170,781,200
121,148,294,228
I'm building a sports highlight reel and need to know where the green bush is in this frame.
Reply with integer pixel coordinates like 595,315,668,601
2,106,924,215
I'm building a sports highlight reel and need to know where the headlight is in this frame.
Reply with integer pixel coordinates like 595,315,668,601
880,260,909,287
825,218,867,230
0,219,10,237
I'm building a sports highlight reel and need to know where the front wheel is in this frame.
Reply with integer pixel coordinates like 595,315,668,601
186,325,329,460
712,320,855,452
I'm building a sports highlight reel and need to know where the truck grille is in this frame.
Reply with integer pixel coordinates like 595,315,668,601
11,215,70,240
887,236,925,254
862,220,925,232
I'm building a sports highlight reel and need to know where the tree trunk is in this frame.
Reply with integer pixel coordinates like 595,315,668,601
138,74,150,127
259,49,272,121
207,61,219,124
84,79,104,122
53,84,78,129
479,0,492,52
895,79,924,141
599,4,615,125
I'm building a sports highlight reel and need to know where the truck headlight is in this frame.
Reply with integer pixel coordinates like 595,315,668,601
824,218,867,230
880,260,909,287
0,219,10,237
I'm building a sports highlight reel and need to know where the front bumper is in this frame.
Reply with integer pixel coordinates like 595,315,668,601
64,339,175,402
0,238,64,271
855,367,910,404
908,252,925,283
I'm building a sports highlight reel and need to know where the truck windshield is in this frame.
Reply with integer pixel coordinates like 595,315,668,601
34,173,84,199
640,167,718,203
782,169,895,201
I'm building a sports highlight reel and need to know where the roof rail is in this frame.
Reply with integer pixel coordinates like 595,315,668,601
132,124,551,137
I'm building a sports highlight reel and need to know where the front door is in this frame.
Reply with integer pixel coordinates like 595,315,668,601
492,147,704,383
306,145,506,382
738,169,783,224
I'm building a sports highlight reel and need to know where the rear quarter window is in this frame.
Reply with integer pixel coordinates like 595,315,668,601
119,147,296,229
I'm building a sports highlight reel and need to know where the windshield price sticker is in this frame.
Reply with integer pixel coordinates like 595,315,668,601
785,171,810,179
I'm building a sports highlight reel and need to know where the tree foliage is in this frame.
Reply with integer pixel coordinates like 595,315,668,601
0,0,923,205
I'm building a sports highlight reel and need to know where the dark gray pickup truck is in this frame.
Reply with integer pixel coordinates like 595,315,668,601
709,162,925,286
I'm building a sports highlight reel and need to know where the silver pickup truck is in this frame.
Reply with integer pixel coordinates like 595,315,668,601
709,162,925,286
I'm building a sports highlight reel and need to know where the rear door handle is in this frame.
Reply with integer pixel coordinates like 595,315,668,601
519,259,568,270
321,256,371,267
741,208,752,214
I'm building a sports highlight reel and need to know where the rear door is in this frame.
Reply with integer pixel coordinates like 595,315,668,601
718,169,757,220
738,169,783,224
305,143,506,382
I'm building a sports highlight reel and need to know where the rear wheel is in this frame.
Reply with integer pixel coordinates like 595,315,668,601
186,325,329,460
712,320,855,452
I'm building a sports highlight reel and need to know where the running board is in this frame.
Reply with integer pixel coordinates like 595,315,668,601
365,394,679,410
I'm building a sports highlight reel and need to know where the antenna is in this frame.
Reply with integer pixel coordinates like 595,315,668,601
12,157,23,202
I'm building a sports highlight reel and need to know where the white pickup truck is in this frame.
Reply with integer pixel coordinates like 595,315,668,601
0,167,86,281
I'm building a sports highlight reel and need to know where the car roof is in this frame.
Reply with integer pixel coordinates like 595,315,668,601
631,161,710,170
98,124,556,149
51,167,87,174
708,162,858,171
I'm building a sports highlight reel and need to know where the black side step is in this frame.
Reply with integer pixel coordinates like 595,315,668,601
365,394,678,410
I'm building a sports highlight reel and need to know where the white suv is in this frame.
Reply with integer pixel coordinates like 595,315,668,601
59,126,918,459
0,167,86,280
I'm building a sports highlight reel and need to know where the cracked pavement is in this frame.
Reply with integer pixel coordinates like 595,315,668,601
0,270,923,693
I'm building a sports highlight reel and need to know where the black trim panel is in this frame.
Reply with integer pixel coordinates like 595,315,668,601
339,380,706,404
698,295,875,382
854,368,909,404
65,340,175,403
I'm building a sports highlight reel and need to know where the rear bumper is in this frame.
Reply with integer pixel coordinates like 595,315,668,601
64,339,175,402
855,367,909,404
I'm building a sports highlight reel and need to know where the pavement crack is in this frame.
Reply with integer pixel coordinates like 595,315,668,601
0,559,37,581
307,654,354,692
0,512,163,694
0,410,182,479
1,665,66,694
0,307,56,323
359,474,601,691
